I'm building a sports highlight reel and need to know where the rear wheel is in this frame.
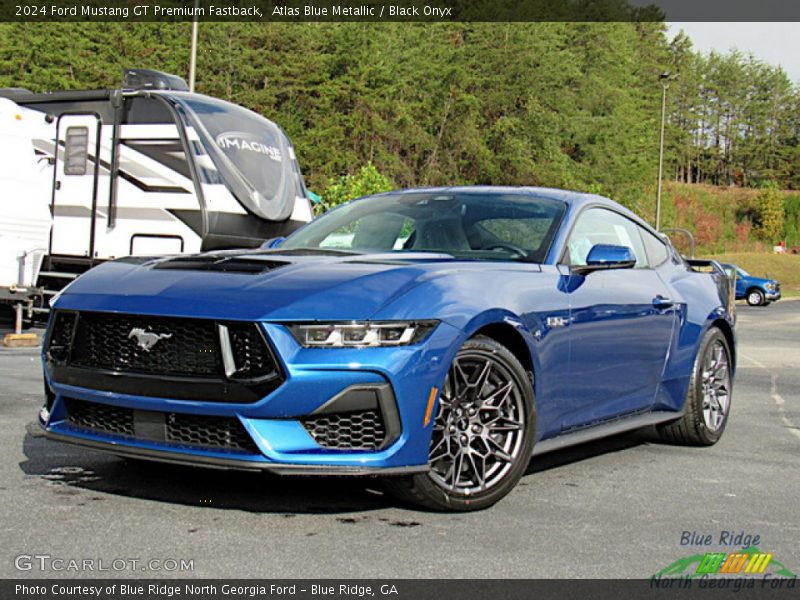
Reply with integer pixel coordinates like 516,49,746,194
385,336,535,511
658,328,733,446
746,289,765,306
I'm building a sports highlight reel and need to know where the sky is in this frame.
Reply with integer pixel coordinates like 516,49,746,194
667,23,800,83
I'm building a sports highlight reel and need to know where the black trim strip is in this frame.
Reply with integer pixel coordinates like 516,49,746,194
118,169,190,194
41,428,429,476
532,411,682,456
47,364,281,404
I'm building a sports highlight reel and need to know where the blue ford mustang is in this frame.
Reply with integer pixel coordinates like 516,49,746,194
40,187,736,510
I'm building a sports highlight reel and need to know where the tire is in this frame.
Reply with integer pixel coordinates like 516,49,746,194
658,328,733,446
384,336,535,511
746,289,765,306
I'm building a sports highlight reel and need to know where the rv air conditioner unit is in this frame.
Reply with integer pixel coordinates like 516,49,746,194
122,69,189,92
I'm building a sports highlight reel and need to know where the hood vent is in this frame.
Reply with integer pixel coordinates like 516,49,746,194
152,255,289,275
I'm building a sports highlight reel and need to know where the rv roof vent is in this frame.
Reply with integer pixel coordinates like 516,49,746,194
123,69,189,92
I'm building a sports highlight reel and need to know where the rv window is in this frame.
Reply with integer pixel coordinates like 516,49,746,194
64,126,89,176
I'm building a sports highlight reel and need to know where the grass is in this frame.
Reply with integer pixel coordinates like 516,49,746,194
706,252,800,297
657,182,800,256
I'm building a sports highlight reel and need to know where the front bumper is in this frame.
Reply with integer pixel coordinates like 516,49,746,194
41,321,463,474
766,290,781,301
39,427,428,476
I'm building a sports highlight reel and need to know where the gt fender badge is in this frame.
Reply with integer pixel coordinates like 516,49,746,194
546,316,569,328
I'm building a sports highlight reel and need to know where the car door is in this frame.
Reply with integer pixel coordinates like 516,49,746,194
559,207,676,431
735,268,749,298
721,265,744,298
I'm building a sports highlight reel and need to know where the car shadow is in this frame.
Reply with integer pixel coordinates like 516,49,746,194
525,427,660,475
20,425,394,514
21,423,663,513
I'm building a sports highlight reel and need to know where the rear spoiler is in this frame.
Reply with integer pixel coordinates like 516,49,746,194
685,258,736,322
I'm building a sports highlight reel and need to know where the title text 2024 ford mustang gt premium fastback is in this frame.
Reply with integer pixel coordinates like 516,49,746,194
40,187,736,510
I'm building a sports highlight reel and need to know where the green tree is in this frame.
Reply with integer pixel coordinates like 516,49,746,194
320,162,394,213
783,195,800,247
753,184,785,242
6,21,800,210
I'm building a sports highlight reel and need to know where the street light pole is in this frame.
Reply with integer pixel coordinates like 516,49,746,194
188,1,199,92
656,71,671,231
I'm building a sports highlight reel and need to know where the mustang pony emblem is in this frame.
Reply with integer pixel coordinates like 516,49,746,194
128,328,172,352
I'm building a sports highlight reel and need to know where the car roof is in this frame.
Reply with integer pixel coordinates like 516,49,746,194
387,185,596,205
379,185,655,233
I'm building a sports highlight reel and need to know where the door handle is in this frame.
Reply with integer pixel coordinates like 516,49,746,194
652,295,674,308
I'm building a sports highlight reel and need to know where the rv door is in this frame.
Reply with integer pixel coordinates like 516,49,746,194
51,113,103,258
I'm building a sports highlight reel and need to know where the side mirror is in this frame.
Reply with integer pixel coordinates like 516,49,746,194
260,236,285,249
574,244,636,275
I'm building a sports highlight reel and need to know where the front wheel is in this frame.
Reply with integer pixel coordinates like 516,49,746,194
746,289,765,306
658,328,733,446
384,336,535,511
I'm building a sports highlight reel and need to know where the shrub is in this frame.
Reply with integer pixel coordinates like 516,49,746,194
318,163,394,214
752,184,785,242
784,195,800,247
735,220,752,246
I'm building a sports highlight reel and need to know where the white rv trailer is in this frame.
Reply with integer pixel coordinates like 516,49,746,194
0,69,314,320
0,97,52,331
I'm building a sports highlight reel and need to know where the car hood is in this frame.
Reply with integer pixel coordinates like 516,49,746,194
743,275,777,286
54,251,495,321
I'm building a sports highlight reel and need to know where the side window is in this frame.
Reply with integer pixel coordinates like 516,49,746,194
566,208,648,268
641,228,669,267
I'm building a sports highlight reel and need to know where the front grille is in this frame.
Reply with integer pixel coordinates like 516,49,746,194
69,312,221,376
65,398,134,436
46,311,283,402
64,398,258,453
47,311,78,363
302,410,387,450
166,413,256,451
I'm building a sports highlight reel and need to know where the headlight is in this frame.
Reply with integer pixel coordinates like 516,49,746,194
765,283,776,291
287,320,439,348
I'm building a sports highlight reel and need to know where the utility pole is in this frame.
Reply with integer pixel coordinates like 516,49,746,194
656,71,671,231
189,0,199,92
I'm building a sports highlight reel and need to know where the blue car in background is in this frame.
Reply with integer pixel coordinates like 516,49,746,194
721,263,781,307
40,187,736,510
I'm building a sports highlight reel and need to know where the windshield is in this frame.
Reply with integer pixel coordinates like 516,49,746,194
282,191,566,262
736,267,750,277
167,93,304,221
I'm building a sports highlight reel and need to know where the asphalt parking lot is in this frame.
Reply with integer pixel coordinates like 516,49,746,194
1,301,798,579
